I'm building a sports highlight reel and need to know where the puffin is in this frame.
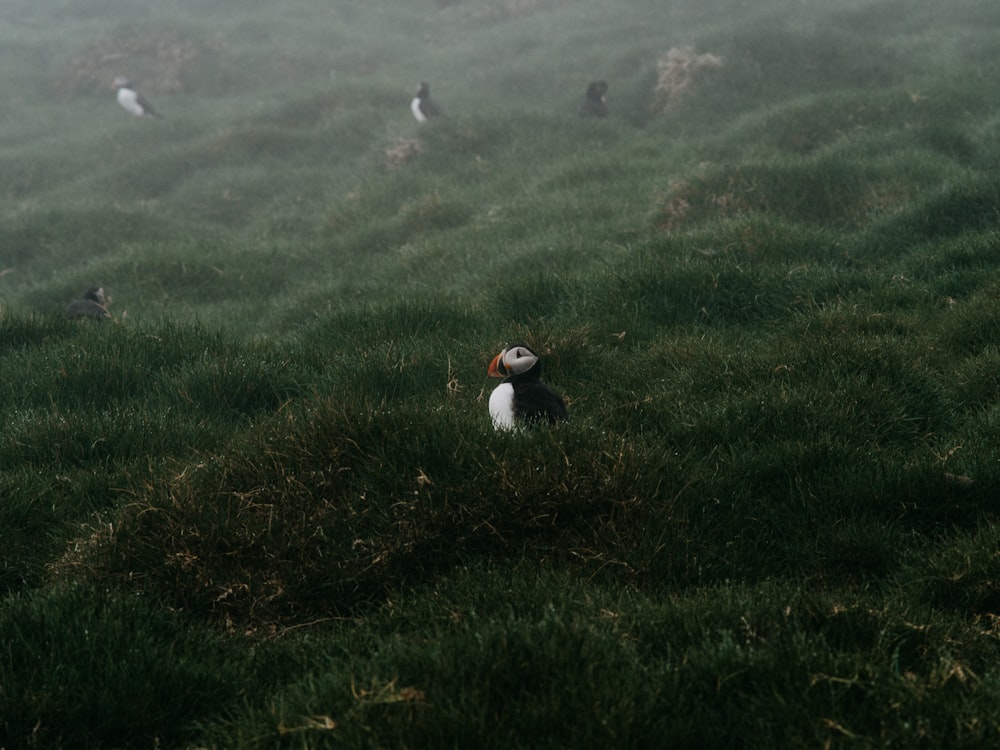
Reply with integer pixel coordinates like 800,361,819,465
65,286,112,321
112,77,162,118
577,80,609,117
411,81,442,123
487,344,568,430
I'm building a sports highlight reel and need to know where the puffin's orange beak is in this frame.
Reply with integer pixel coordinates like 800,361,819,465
487,352,505,378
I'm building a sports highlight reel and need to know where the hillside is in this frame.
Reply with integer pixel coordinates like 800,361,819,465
3,0,1000,747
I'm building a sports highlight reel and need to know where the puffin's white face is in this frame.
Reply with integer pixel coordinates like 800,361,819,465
503,346,538,375
489,345,538,378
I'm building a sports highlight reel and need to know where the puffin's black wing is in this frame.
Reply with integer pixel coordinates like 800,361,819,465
513,381,568,425
137,93,162,118
421,98,442,118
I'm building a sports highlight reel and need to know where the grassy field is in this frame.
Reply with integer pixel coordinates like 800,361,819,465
3,0,1000,746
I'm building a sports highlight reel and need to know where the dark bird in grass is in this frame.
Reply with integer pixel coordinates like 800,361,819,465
113,76,162,118
577,80,609,117
411,81,442,123
65,286,112,321
487,344,568,430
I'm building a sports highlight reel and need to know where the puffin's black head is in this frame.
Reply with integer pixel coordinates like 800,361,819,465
488,344,541,380
416,82,431,99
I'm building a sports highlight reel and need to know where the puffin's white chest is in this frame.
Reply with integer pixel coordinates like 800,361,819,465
489,383,517,431
411,97,427,123
117,87,145,117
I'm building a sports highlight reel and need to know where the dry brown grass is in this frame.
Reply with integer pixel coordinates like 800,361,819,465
383,138,423,170
651,46,724,115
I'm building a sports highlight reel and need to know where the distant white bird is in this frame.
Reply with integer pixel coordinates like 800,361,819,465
411,81,441,123
112,76,162,118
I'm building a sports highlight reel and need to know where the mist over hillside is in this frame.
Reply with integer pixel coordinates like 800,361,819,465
2,0,994,331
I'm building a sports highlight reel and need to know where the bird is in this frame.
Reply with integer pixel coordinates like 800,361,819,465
112,76,162,118
487,344,568,430
411,81,442,123
65,286,112,321
577,80,609,117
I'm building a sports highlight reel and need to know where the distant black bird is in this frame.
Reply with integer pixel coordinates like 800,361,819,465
65,286,112,321
487,344,568,430
411,81,442,123
113,76,162,118
577,80,609,117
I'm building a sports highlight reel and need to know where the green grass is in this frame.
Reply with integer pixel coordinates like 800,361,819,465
3,0,1000,746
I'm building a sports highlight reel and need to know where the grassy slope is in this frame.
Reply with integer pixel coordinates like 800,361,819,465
3,0,1000,746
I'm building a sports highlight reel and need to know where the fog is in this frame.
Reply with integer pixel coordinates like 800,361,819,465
0,0,992,323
